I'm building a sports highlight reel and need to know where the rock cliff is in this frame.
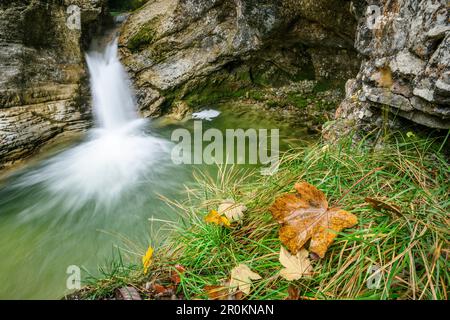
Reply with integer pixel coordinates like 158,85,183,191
0,0,108,168
329,0,450,139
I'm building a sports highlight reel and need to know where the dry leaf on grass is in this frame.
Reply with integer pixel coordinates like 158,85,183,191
270,182,358,258
218,199,247,223
204,210,231,227
152,283,171,294
116,286,142,300
204,279,244,300
204,285,230,300
204,285,243,300
279,247,312,281
170,264,186,285
365,197,401,216
229,264,261,295
286,285,300,300
145,282,180,300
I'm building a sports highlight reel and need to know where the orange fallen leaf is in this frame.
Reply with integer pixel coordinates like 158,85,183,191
205,210,231,227
204,285,231,300
286,285,300,300
153,283,169,294
269,182,358,258
204,284,244,300
170,264,186,285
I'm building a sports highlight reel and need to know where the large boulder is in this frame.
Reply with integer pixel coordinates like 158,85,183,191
118,0,361,117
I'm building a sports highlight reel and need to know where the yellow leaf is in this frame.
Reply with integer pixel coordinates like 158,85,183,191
229,264,261,295
406,131,415,138
269,182,358,258
142,246,153,275
279,247,312,281
204,285,231,300
205,210,231,227
218,199,247,223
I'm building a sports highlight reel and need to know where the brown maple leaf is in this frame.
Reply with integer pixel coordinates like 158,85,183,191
269,182,358,258
286,285,300,300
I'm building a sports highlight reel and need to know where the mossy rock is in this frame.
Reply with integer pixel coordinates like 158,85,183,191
287,93,308,108
127,19,159,52
247,90,265,101
185,83,249,108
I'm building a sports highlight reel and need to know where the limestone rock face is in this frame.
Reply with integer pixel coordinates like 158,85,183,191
0,0,108,168
119,0,361,117
332,0,450,134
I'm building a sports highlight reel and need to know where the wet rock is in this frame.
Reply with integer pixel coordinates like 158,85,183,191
0,0,109,169
331,0,450,135
119,0,360,116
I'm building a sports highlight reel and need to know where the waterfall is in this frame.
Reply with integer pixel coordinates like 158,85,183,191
86,39,137,130
18,39,171,209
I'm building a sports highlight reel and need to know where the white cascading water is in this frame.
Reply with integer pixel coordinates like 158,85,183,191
19,39,170,209
86,39,136,129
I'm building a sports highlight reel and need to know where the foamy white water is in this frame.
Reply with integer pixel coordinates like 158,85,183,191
86,40,137,129
192,109,221,121
19,39,171,208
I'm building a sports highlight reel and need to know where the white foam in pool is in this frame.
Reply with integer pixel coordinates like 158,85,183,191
191,109,221,121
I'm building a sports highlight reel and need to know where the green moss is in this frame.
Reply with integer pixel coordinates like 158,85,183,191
184,79,250,108
312,79,346,93
266,100,282,108
158,90,179,113
127,22,157,52
287,92,308,108
148,47,168,63
236,69,252,82
186,88,248,107
249,59,315,87
22,5,56,48
247,90,265,101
